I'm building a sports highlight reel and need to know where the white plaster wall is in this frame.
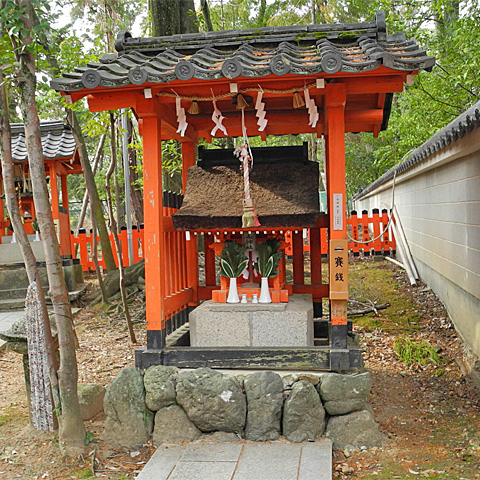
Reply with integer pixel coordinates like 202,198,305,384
355,129,480,357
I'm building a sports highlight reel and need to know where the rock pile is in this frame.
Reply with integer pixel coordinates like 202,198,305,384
102,366,383,450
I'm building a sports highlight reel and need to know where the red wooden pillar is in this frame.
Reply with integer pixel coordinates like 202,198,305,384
325,83,349,362
292,231,304,285
142,115,167,350
49,163,60,219
0,175,4,241
182,142,199,305
60,174,72,256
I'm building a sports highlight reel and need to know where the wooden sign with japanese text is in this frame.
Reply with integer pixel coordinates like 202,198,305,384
329,239,349,300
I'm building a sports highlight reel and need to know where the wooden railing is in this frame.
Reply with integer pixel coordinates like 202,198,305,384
71,205,395,329
285,208,395,257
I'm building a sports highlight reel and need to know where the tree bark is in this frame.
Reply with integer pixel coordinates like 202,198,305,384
67,111,117,272
0,69,60,419
75,133,106,234
107,113,136,343
30,7,117,273
127,118,144,225
201,0,213,31
11,0,85,454
150,0,198,36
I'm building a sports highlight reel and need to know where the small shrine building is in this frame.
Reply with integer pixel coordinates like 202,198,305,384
51,12,434,371
0,121,81,258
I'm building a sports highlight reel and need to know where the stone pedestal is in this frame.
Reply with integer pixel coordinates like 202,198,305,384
189,294,314,347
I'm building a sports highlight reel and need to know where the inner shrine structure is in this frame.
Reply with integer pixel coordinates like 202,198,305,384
51,12,434,371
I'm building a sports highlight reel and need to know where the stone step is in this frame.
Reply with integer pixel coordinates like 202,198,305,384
0,288,28,301
0,298,26,311
136,439,332,480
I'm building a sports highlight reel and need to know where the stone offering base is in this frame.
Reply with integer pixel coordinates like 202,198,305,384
102,366,383,452
189,294,314,347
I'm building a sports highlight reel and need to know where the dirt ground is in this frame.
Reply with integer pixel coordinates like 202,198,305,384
0,258,479,480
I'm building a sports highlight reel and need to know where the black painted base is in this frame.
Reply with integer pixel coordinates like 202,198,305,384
137,318,363,372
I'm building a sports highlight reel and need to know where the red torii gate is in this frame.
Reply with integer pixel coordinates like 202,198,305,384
52,12,434,370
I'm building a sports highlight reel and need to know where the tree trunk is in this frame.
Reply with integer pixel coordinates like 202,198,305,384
68,111,117,272
180,0,198,34
11,0,85,454
107,114,136,343
75,133,106,235
0,69,60,418
127,118,144,225
150,0,198,36
30,7,117,273
257,0,267,27
201,0,213,31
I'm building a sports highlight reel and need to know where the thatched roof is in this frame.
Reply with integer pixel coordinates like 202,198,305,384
172,149,321,230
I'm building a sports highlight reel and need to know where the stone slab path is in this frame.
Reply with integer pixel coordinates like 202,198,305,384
135,439,332,480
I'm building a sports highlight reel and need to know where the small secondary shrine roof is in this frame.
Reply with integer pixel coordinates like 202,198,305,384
51,12,434,93
10,121,77,162
172,145,321,230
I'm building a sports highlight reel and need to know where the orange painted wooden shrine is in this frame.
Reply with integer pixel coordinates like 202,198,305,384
52,12,434,370
0,121,82,257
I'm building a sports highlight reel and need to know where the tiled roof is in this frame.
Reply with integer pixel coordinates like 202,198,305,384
355,100,480,198
10,121,76,162
51,12,435,93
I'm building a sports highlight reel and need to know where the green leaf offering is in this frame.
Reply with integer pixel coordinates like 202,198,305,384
254,239,282,278
220,240,248,278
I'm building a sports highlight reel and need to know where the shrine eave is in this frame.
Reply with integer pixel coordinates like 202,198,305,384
9,121,77,164
50,12,435,94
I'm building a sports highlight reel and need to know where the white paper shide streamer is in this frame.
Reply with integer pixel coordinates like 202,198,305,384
26,281,54,432
211,94,228,136
255,90,268,131
304,88,319,128
175,96,188,137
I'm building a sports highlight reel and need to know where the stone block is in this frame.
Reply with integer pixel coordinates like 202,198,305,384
317,372,371,415
175,368,246,434
244,371,283,441
190,307,251,347
325,409,383,450
152,405,201,445
189,294,313,347
144,365,177,411
78,383,105,421
103,366,154,450
283,380,325,442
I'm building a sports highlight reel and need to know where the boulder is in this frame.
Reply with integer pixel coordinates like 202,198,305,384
77,383,105,421
283,380,325,442
244,371,284,441
326,410,383,450
317,372,371,415
143,365,177,411
175,368,246,433
103,367,153,450
152,405,201,445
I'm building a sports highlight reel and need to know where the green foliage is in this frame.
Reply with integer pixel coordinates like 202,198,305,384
71,467,94,479
84,430,98,445
393,337,442,366
220,240,248,278
254,238,282,278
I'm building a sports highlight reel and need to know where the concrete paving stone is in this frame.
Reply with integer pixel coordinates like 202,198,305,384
232,443,302,480
135,445,185,480
168,461,237,480
298,439,332,480
182,443,244,462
